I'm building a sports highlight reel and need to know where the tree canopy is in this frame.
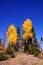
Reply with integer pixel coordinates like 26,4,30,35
22,19,33,40
6,24,18,45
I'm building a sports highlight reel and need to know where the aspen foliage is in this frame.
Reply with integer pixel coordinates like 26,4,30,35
6,24,17,45
22,19,33,40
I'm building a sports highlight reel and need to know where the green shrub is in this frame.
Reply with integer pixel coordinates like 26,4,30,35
5,46,15,58
11,53,15,58
0,53,7,61
32,47,40,56
6,49,13,55
24,44,40,56
5,47,14,55
24,44,32,54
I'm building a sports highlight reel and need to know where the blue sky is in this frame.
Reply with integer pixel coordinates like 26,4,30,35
0,0,43,48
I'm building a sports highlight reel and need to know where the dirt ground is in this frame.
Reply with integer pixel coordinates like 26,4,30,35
0,52,43,65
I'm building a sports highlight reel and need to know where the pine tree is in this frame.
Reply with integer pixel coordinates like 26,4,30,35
16,26,21,51
0,39,2,45
17,26,20,37
32,27,40,56
41,37,43,41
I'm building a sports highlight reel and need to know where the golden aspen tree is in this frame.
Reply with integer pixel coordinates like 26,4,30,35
6,24,17,46
22,19,33,40
22,19,33,52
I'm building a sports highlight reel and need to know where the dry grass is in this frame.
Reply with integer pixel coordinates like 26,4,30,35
0,52,43,65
